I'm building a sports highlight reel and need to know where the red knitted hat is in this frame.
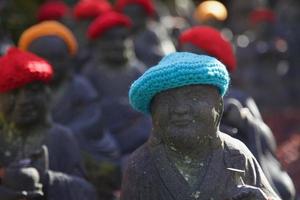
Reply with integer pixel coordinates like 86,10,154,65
87,11,132,39
249,8,276,25
179,26,236,72
37,1,69,22
0,48,53,93
115,0,155,17
73,0,112,20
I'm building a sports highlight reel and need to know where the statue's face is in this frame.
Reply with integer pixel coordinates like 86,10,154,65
0,82,50,128
28,36,71,84
123,4,148,33
151,85,223,148
73,19,92,47
96,26,133,65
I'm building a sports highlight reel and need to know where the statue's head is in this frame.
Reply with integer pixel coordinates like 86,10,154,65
0,48,53,129
87,11,134,66
18,21,77,85
73,0,112,46
179,26,236,73
248,8,276,39
228,0,264,34
36,1,75,33
36,1,69,22
129,52,230,148
115,0,155,33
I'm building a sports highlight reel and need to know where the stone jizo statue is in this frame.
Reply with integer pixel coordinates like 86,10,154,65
0,48,97,200
121,52,280,200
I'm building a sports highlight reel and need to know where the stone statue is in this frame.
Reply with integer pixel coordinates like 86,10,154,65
72,0,112,72
0,48,97,200
121,52,280,200
83,11,151,156
115,0,175,67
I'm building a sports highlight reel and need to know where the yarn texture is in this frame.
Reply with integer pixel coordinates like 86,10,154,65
179,26,236,72
37,1,69,21
73,0,112,20
129,52,230,114
0,48,53,93
87,11,132,40
18,21,78,56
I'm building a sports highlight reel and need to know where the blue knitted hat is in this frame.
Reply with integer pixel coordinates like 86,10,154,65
129,52,230,114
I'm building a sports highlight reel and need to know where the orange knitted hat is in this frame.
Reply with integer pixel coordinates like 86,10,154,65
18,21,78,56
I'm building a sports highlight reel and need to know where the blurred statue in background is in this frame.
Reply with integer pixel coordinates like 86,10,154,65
84,11,151,158
178,26,296,200
115,0,175,67
72,0,112,72
0,48,97,200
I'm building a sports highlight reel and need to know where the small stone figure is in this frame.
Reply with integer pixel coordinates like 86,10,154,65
121,52,280,200
115,0,175,67
72,0,112,72
73,0,112,43
84,11,151,155
0,48,96,200
178,26,296,200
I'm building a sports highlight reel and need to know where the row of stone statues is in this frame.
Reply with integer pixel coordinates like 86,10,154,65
0,0,297,199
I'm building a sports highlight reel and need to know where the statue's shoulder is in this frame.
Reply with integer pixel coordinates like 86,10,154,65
125,143,153,172
70,75,99,100
219,132,255,169
220,132,252,155
47,123,75,145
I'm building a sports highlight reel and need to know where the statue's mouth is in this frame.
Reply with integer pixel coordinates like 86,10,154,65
17,104,39,116
171,118,192,126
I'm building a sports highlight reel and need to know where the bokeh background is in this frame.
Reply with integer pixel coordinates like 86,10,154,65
1,0,299,197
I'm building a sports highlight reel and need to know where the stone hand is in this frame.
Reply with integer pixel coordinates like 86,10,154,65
1,167,43,199
0,185,43,200
230,184,268,200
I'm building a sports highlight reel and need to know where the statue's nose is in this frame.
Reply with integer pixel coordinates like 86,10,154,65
173,103,189,115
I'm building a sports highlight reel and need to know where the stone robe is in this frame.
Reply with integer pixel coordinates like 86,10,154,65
51,75,102,139
222,88,296,200
83,60,151,155
0,123,97,200
121,132,280,200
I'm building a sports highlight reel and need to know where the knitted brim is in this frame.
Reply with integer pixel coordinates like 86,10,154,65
129,52,230,114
